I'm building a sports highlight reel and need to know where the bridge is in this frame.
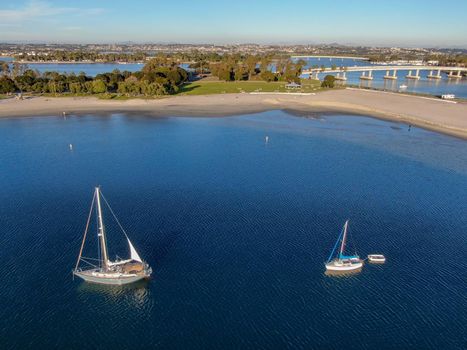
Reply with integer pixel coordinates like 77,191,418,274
291,55,368,60
302,65,467,81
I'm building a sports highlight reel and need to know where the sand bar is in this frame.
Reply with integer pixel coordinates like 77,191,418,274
1,89,466,139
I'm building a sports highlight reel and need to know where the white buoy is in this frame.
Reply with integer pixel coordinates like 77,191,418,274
265,136,269,144
69,143,73,151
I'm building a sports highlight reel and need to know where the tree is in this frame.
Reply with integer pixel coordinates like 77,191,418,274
245,55,257,80
1,62,10,76
259,56,271,74
142,54,173,73
234,66,248,81
260,71,277,82
0,77,16,93
69,82,84,94
14,74,36,92
92,80,107,94
321,75,336,88
282,62,302,83
12,62,26,78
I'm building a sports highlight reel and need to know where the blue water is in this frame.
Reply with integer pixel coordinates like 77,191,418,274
0,111,466,349
23,62,144,76
1,56,143,75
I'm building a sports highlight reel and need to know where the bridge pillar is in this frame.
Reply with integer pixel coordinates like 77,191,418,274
384,69,397,80
406,69,420,80
448,70,462,79
428,69,441,79
335,71,347,81
360,70,373,80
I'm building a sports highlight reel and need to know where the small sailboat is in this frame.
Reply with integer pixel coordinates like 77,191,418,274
368,254,386,263
73,187,152,285
325,220,363,272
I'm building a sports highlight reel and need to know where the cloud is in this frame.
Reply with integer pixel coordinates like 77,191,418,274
0,0,104,22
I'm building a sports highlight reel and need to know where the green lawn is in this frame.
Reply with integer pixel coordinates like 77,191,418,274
177,79,323,95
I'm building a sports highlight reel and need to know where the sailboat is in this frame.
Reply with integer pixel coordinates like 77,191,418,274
325,220,363,272
73,187,152,285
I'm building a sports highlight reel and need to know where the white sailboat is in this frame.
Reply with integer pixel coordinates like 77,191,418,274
73,187,152,285
325,220,363,272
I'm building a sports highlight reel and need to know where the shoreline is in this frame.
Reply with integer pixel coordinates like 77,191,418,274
1,89,466,139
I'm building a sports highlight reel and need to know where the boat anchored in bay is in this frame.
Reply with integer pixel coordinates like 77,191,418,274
73,187,152,285
325,220,363,273
368,254,386,263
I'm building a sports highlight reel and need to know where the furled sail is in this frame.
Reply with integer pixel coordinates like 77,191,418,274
127,237,142,262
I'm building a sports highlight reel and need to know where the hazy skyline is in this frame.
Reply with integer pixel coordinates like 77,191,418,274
1,0,466,48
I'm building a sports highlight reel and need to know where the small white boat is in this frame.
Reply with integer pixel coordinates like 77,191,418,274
368,254,386,263
325,220,363,272
441,94,455,100
399,84,408,89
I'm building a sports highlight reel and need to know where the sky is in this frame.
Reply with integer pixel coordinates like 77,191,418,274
0,0,466,47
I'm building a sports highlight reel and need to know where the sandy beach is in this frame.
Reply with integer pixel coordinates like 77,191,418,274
1,88,466,139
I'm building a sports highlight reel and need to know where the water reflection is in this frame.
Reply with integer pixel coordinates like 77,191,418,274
324,266,363,277
77,279,151,307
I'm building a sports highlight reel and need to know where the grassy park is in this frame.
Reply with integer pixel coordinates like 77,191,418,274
177,79,323,95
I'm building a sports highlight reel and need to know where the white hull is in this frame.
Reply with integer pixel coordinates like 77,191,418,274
368,255,386,264
74,269,150,285
325,259,363,272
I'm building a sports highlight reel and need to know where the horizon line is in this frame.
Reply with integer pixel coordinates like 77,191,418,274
1,41,466,50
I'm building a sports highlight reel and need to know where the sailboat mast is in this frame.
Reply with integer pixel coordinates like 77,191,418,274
95,187,109,269
339,220,348,257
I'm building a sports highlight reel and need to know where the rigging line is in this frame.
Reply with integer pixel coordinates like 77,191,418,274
79,259,98,268
74,191,96,272
327,224,345,263
100,191,131,241
80,256,101,261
